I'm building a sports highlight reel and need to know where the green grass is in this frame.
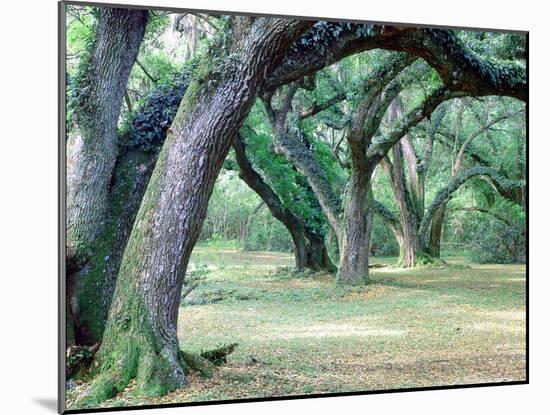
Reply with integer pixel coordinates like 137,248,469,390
73,247,526,408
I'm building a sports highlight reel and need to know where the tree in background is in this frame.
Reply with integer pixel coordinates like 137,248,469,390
377,97,524,266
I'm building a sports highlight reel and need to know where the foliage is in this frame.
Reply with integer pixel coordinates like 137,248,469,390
370,216,399,256
199,171,294,252
120,71,191,152
446,200,526,263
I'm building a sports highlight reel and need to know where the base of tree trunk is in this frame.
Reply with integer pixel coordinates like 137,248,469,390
72,336,185,409
397,250,441,268
336,273,369,285
306,234,337,274
71,342,239,409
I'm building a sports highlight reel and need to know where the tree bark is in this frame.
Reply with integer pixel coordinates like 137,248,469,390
66,8,148,345
428,203,446,258
76,18,312,408
66,8,148,271
337,175,374,284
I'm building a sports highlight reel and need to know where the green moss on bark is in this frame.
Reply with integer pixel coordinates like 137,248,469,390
75,150,153,344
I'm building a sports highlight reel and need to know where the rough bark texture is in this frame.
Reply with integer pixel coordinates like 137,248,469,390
337,56,412,282
66,8,148,270
337,172,374,284
66,8,148,344
75,18,313,408
266,24,526,101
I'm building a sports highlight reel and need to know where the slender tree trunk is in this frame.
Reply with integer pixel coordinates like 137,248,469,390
428,202,447,258
76,18,312,408
380,101,428,268
381,145,421,267
291,229,309,269
66,8,148,344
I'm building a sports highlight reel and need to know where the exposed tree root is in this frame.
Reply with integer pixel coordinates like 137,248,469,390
66,343,100,379
200,343,238,366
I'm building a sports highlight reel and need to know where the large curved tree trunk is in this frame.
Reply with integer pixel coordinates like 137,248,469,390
66,8,148,345
75,18,312,408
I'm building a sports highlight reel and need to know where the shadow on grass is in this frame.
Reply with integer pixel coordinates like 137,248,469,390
370,264,526,308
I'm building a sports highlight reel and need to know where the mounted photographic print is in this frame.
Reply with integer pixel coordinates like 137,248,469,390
59,0,528,412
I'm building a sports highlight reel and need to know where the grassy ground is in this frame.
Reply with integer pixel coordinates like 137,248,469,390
69,247,526,408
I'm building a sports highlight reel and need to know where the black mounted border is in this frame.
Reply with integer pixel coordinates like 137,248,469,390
58,1,529,413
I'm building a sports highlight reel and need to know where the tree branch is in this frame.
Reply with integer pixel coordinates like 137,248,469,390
447,207,513,227
264,24,526,101
135,58,160,83
418,166,525,246
299,91,347,120
452,108,524,175
367,87,466,169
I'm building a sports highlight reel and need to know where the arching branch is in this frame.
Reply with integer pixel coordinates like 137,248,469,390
373,199,402,233
452,109,524,175
418,166,525,246
263,87,344,238
446,207,513,227
367,87,466,169
265,24,526,101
